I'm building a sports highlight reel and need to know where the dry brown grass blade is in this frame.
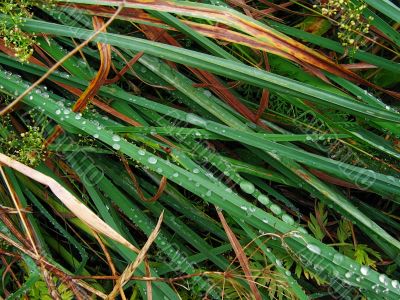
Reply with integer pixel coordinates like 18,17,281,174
0,153,139,254
121,155,167,203
0,231,107,298
92,229,126,299
139,23,268,126
216,208,262,300
255,52,270,122
105,51,143,84
106,211,164,299
145,257,153,300
0,205,31,214
45,15,113,146
0,166,39,256
73,16,112,112
70,5,295,62
0,3,124,116
62,1,400,99
226,0,283,21
1,167,63,299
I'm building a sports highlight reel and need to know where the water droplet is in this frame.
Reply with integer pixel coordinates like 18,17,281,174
345,272,352,278
257,194,270,205
138,149,146,156
297,227,308,234
360,266,369,276
112,144,121,150
270,204,282,215
192,168,200,174
203,90,212,97
307,244,321,255
248,207,256,215
333,253,344,264
239,180,255,194
262,218,268,224
186,113,206,127
240,205,248,211
275,259,282,267
282,214,295,225
173,173,179,177
93,134,99,138
225,187,232,193
55,109,61,115
379,274,386,284
148,157,157,164
391,279,398,289
112,135,121,142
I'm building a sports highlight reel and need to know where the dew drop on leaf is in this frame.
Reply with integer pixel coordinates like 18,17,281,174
282,214,295,225
270,204,282,215
333,253,344,264
379,274,386,284
148,157,157,164
360,266,369,276
257,194,270,205
306,244,321,255
239,180,255,194
391,280,398,289
240,205,248,211
186,113,206,127
203,90,212,97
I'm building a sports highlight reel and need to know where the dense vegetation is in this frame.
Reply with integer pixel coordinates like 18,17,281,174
0,0,399,299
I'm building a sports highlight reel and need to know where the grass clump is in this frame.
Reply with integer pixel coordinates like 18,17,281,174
0,0,399,299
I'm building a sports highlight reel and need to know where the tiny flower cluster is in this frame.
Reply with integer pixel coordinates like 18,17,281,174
313,0,373,49
0,1,53,62
3,126,47,167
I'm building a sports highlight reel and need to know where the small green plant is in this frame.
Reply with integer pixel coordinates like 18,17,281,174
2,125,46,167
308,202,328,241
28,276,74,300
314,0,373,49
0,1,52,61
336,219,382,269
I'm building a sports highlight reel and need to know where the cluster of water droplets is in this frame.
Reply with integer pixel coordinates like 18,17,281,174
234,177,307,233
310,246,400,297
0,69,53,112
